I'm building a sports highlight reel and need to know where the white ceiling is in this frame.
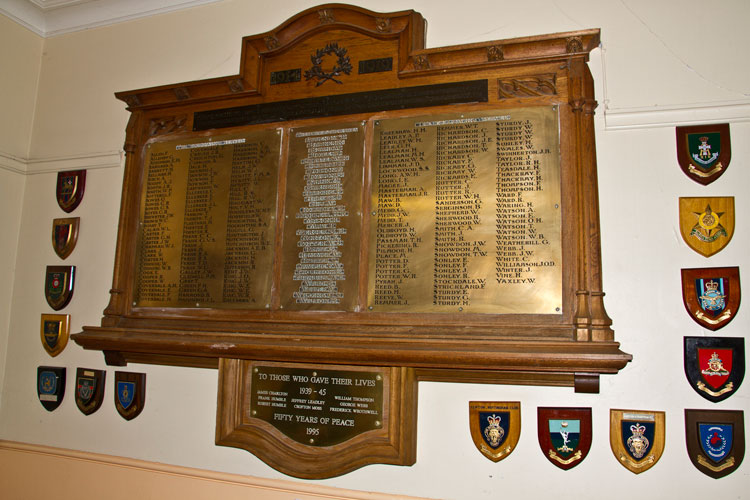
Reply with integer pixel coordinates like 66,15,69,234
0,0,223,37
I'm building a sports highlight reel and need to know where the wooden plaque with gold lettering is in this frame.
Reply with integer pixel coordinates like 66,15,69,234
74,4,630,477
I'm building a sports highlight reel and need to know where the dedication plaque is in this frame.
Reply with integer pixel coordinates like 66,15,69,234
369,107,562,314
249,362,384,446
133,130,281,308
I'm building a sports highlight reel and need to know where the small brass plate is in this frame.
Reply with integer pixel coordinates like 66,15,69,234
133,130,281,308
368,107,562,314
248,362,385,447
279,122,365,310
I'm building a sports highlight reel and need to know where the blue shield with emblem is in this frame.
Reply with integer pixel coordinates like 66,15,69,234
479,411,509,449
39,371,57,396
695,277,727,317
117,381,135,410
700,423,733,463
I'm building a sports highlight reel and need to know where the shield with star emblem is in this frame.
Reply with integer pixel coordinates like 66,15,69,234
684,336,744,403
676,124,731,185
681,267,740,330
679,197,734,257
610,409,665,474
469,401,521,462
685,409,744,478
537,407,592,470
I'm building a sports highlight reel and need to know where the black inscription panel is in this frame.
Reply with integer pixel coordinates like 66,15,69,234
249,363,385,447
270,68,301,85
193,80,488,130
133,131,281,308
358,57,393,74
368,107,562,314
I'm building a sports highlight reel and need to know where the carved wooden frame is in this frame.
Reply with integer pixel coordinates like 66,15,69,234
74,5,630,395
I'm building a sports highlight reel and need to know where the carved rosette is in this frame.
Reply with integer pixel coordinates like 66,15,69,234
318,9,335,24
148,116,187,137
264,35,280,50
566,36,584,53
487,45,504,62
413,55,430,70
174,87,190,100
498,74,557,99
123,95,141,107
375,17,391,33
228,79,245,93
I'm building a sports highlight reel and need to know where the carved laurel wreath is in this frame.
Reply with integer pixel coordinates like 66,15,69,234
304,43,352,86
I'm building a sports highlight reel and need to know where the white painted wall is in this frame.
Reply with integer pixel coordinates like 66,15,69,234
0,1,748,499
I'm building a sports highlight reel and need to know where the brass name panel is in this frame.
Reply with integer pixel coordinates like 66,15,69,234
248,362,385,447
368,107,562,314
133,130,281,308
279,122,365,311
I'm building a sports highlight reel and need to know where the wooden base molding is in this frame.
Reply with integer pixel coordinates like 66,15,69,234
0,440,431,500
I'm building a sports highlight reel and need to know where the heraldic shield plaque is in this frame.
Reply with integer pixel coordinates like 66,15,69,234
684,336,745,403
115,371,146,420
52,217,79,260
537,407,592,470
44,265,75,311
681,267,740,331
469,401,521,462
685,409,745,478
679,197,734,257
56,170,86,213
610,409,665,474
676,124,731,185
75,367,106,415
37,366,65,411
40,313,69,357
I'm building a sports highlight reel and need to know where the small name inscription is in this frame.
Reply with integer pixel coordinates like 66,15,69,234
250,363,384,447
270,68,302,85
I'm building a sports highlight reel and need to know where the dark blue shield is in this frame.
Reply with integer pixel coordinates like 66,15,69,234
479,411,509,449
699,424,733,463
621,420,655,461
117,381,135,410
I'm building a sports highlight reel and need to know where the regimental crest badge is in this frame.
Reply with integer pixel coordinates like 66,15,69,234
75,368,106,415
115,371,146,420
37,366,65,411
469,401,521,462
679,197,734,257
685,409,745,478
52,217,79,260
684,336,744,402
40,313,70,357
682,267,740,330
537,407,592,470
610,409,665,474
56,169,86,213
45,265,75,310
676,124,731,185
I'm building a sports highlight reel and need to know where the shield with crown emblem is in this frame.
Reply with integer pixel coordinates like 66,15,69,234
684,336,744,403
679,197,734,257
681,267,740,330
685,409,744,478
469,401,521,462
537,407,592,470
610,409,665,474
676,124,730,185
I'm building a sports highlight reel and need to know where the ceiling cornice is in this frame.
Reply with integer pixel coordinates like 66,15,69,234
0,0,223,37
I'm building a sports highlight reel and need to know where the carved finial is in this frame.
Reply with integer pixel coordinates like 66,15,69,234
228,79,244,93
413,55,430,70
487,45,504,62
566,36,583,53
375,17,391,33
264,35,279,50
319,9,335,24
174,87,190,100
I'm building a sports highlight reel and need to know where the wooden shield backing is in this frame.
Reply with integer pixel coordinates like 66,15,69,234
115,371,146,421
537,407,592,470
44,265,75,311
609,409,665,474
681,267,740,331
37,366,66,412
75,367,106,416
685,409,744,478
52,217,80,260
684,336,744,403
679,197,734,257
56,170,86,213
40,313,70,357
676,123,730,185
469,401,521,462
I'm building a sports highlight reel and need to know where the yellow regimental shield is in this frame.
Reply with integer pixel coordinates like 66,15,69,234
679,197,734,257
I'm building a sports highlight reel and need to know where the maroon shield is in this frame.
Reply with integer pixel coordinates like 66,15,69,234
676,123,730,185
56,170,86,213
537,407,592,470
681,267,740,331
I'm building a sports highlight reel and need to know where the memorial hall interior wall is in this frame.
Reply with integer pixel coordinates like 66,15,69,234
0,1,748,499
